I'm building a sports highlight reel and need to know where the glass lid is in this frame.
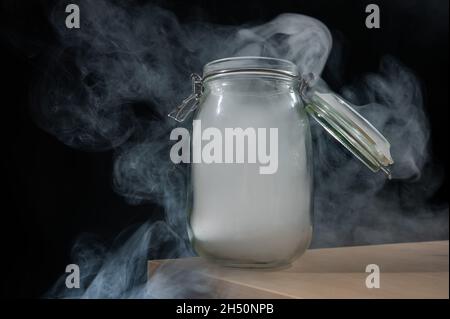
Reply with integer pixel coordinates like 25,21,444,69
305,90,394,178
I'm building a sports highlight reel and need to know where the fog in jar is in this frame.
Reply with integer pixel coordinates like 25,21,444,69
188,74,313,267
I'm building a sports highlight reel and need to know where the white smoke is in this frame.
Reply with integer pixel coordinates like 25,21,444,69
313,56,448,246
27,0,447,298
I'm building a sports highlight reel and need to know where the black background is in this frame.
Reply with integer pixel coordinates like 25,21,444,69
0,0,448,298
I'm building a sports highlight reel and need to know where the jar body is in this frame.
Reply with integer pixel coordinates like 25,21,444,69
188,75,313,267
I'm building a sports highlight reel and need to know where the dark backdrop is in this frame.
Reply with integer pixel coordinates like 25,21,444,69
0,0,448,298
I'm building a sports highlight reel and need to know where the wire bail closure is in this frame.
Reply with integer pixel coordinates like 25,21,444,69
299,73,315,100
168,71,314,123
168,73,203,122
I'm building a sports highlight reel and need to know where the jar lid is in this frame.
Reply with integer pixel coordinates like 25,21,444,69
305,90,394,178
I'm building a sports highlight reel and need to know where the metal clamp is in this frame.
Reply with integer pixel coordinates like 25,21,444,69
168,71,314,122
168,73,203,122
299,73,315,100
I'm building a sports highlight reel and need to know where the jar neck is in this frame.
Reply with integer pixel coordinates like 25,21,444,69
204,71,299,84
203,73,299,93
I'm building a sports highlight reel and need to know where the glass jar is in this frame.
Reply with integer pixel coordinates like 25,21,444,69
169,57,393,268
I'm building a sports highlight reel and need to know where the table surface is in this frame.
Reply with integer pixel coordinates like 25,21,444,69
148,240,449,298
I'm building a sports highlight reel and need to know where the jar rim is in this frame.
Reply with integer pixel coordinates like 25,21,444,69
203,56,299,79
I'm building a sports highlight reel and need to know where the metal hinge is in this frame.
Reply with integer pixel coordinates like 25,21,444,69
168,73,203,122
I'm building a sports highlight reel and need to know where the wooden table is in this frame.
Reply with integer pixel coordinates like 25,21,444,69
148,241,449,298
